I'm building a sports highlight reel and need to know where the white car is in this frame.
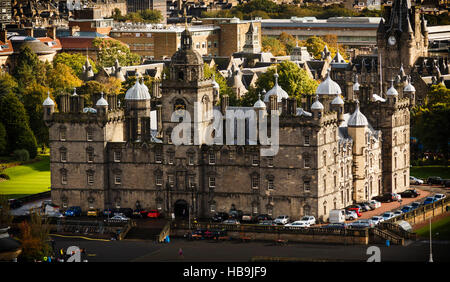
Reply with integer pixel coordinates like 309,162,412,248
392,193,402,201
107,214,130,222
345,210,358,220
393,210,403,217
274,215,290,225
381,212,395,221
368,200,381,209
370,216,384,225
298,216,316,226
434,194,446,201
410,176,424,185
285,221,310,229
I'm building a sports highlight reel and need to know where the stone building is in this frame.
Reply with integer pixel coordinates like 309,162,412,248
43,19,412,222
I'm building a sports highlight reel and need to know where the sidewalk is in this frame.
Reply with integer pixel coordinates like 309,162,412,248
352,188,431,221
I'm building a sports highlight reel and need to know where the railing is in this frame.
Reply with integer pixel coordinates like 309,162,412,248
371,228,404,245
171,221,369,237
158,221,171,243
378,222,417,240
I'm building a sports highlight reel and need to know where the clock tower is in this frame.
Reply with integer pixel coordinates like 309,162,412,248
377,0,428,94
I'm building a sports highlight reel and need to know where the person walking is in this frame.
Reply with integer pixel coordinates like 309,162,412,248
178,248,184,259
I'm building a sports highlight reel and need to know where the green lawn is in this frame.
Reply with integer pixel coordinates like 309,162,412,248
415,215,450,240
0,156,50,198
410,165,450,180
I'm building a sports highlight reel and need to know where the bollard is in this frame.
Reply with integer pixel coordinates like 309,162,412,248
386,239,390,247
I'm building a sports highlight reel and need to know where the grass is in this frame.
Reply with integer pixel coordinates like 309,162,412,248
410,165,450,180
415,215,450,240
0,155,50,198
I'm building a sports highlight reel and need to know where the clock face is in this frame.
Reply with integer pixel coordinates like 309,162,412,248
388,36,397,46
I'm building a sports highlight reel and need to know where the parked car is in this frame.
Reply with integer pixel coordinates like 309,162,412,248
132,208,148,218
274,215,290,225
434,194,446,201
322,223,349,229
410,202,421,210
345,207,362,217
423,197,437,205
87,208,100,217
393,210,403,217
345,210,358,220
401,205,413,213
372,193,396,203
147,209,162,218
357,202,372,212
349,219,375,229
229,210,243,220
65,206,81,217
117,208,133,218
368,200,381,209
400,189,420,198
106,214,129,222
298,216,316,226
222,219,240,225
8,199,23,209
285,221,310,229
427,176,443,185
381,212,395,221
370,216,384,225
392,193,402,201
255,214,272,222
258,220,276,226
212,212,229,223
241,213,254,223
410,176,424,185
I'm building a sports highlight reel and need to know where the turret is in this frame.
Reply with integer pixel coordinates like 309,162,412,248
43,91,55,121
311,94,324,119
403,76,416,109
212,74,220,105
95,92,108,116
386,80,398,105
331,93,344,123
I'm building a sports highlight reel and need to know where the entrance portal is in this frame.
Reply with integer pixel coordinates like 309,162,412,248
174,199,189,218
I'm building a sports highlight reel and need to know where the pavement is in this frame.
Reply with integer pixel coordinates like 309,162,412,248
9,197,51,216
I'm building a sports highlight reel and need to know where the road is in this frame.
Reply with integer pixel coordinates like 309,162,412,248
50,236,450,262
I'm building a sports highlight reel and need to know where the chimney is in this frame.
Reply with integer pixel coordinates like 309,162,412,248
221,95,229,115
287,98,297,116
269,95,277,112
47,26,57,40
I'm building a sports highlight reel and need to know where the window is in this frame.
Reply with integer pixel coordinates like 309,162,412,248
267,177,274,190
87,148,94,163
304,180,311,192
168,152,174,165
115,175,121,185
156,174,163,186
323,202,327,215
114,151,121,162
229,151,234,160
209,176,216,188
155,150,162,163
188,154,194,165
168,175,175,187
252,175,259,189
252,154,259,166
189,176,195,188
60,128,66,141
323,151,327,167
267,157,274,167
87,172,94,185
304,155,310,168
323,177,327,193
304,135,310,145
209,152,216,165
210,204,216,213
61,170,67,185
87,129,93,141
60,148,67,162
252,205,258,214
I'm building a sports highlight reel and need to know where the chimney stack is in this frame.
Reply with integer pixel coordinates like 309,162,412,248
47,26,57,40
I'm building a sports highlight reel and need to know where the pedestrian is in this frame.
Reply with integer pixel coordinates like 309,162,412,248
178,248,183,259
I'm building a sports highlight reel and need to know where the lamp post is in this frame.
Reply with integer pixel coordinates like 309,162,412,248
429,217,433,263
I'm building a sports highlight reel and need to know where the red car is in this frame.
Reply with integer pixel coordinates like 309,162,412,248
346,207,362,217
147,209,162,218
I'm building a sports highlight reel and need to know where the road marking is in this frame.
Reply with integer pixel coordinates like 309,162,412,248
49,234,110,242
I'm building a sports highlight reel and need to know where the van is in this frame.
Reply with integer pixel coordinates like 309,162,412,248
329,209,346,223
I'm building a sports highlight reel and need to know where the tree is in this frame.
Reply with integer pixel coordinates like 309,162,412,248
13,46,42,91
47,63,83,95
18,212,52,262
0,92,38,158
140,9,163,23
204,64,239,106
53,53,98,79
0,195,13,227
92,38,141,68
262,36,286,56
242,60,318,106
279,32,297,54
0,123,6,154
22,83,52,145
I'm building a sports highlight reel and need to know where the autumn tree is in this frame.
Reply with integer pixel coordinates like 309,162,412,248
18,212,52,262
93,38,141,68
53,53,98,79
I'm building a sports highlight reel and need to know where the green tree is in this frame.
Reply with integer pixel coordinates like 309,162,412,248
22,83,52,145
0,123,6,155
92,38,141,68
262,36,286,56
0,72,18,98
204,64,239,106
53,53,98,79
140,9,163,23
0,92,38,158
47,63,83,95
13,46,42,91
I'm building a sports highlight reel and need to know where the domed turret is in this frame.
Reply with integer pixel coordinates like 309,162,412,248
386,80,399,96
315,70,342,96
348,100,368,127
263,71,289,102
96,92,108,115
254,93,266,111
311,94,324,119
43,91,55,121
125,79,151,100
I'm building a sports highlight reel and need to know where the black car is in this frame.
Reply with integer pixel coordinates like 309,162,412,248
212,212,229,222
372,193,395,203
229,210,243,220
399,189,420,198
255,214,272,222
117,208,133,218
427,176,443,185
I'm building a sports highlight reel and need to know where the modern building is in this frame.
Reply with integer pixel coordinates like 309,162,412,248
126,0,167,23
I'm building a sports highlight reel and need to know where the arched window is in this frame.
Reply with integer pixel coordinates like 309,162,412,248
323,201,327,216
323,151,327,167
178,71,184,80
394,153,398,169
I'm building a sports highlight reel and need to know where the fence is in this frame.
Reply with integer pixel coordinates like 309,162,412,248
52,219,131,240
